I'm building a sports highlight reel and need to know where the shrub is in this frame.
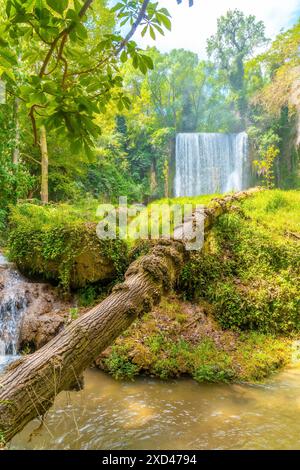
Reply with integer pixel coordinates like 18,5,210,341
104,346,140,380
179,192,300,334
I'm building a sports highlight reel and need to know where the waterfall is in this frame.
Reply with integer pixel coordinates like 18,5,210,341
174,132,249,197
0,255,29,370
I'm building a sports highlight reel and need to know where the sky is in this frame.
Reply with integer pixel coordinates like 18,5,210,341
136,0,300,58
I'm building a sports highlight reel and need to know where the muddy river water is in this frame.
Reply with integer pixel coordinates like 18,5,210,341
10,366,300,450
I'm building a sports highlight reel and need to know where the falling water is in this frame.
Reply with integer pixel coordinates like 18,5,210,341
0,255,29,370
174,132,249,197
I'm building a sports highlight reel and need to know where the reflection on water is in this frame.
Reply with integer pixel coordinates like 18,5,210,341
11,367,300,450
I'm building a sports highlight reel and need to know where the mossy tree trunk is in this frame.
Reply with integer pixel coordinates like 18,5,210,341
0,239,186,443
0,188,261,443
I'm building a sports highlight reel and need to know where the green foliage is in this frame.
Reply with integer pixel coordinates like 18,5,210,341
101,296,291,383
241,189,300,234
249,127,281,188
0,0,171,152
0,0,176,206
191,340,235,383
207,9,267,121
76,285,98,307
180,190,300,334
0,100,35,226
252,20,300,116
265,192,289,212
249,21,300,188
104,345,139,380
7,202,129,290
69,307,79,321
0,6,297,210
85,151,143,203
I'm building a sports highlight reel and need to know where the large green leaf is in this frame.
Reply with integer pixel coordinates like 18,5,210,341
0,48,18,66
46,0,68,16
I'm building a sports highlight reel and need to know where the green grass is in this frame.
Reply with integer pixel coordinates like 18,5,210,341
241,189,300,235
8,199,102,227
7,202,129,290
180,190,300,334
127,193,219,242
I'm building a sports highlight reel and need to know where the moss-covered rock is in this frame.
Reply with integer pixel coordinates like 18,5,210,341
96,295,291,383
7,203,129,290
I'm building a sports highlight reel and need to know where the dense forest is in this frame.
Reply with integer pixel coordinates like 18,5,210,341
0,0,299,220
0,0,299,451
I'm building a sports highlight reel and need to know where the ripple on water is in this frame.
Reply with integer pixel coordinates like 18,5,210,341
10,367,300,450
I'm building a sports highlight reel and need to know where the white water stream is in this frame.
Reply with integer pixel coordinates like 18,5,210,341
0,254,28,370
174,132,249,196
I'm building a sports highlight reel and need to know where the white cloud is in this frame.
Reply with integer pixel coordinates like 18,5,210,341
136,0,300,57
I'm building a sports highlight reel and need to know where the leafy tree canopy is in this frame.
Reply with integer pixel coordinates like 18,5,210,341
0,0,172,153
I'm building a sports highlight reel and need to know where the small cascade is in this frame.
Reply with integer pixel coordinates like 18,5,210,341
0,255,29,370
0,253,71,373
0,276,28,354
0,253,8,265
174,132,249,197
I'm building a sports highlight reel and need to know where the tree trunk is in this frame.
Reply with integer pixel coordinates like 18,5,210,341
40,125,49,204
0,188,261,444
164,159,169,198
150,162,157,194
12,99,20,166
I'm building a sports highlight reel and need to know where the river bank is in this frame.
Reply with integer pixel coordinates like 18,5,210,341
96,294,292,383
0,189,299,387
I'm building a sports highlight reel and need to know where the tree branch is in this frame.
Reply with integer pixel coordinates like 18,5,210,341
20,153,42,166
28,105,47,145
39,0,95,78
28,106,38,145
28,20,52,45
67,57,109,77
116,0,151,54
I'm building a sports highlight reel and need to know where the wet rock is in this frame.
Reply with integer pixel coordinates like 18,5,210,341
19,283,71,351
20,313,66,350
0,258,72,353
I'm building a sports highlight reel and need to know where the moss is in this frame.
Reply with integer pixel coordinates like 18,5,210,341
103,345,140,380
179,190,300,334
97,296,291,383
7,203,129,290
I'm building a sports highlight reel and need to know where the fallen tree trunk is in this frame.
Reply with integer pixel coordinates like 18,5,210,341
0,188,261,443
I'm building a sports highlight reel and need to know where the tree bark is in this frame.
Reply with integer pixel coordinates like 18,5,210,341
164,159,169,198
0,188,261,443
12,99,20,166
40,126,49,204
